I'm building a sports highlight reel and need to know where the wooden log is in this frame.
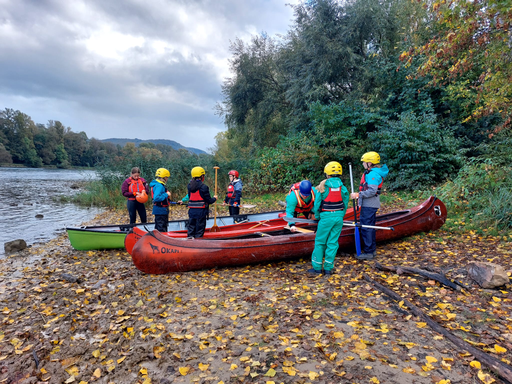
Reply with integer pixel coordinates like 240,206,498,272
363,273,512,383
375,262,460,291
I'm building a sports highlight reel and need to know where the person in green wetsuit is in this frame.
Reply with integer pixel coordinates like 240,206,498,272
285,180,318,232
309,161,349,276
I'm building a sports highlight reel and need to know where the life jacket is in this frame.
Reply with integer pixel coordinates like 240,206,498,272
151,184,169,207
359,169,384,196
289,182,315,213
320,186,345,212
128,178,145,201
227,183,235,199
188,190,206,209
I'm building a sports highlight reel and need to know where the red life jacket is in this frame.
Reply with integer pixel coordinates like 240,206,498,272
188,190,205,209
359,170,384,196
128,178,145,200
227,183,235,199
289,182,315,213
151,184,169,207
320,186,345,212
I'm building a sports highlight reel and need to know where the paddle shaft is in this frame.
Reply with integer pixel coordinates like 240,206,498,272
283,216,393,231
213,166,219,227
349,163,362,255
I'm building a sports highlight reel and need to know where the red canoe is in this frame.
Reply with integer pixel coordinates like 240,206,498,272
124,208,359,255
130,196,447,274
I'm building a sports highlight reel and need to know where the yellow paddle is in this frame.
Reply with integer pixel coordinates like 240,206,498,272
210,166,221,232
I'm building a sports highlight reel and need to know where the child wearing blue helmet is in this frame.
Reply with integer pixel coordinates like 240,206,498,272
285,180,318,232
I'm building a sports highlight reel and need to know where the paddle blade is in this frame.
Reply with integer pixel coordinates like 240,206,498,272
210,225,221,233
354,227,361,256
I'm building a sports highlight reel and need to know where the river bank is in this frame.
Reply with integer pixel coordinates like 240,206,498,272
0,204,511,384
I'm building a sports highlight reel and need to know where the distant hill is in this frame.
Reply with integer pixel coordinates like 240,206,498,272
101,138,207,155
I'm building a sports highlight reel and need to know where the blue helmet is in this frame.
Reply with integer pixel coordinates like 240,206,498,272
299,180,312,196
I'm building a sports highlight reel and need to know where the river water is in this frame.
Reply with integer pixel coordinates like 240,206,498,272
0,167,102,258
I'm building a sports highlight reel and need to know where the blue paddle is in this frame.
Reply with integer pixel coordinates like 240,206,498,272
349,163,361,257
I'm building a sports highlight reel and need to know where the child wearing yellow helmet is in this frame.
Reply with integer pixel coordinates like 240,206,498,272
349,152,389,260
308,161,349,276
149,168,172,232
121,167,149,224
180,167,217,238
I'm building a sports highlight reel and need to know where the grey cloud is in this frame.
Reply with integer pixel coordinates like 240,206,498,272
0,0,296,150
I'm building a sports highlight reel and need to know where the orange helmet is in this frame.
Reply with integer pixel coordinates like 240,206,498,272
136,190,148,203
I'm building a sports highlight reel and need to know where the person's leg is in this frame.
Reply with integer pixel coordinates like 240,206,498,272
195,216,207,238
360,207,378,254
136,202,147,223
323,217,344,272
187,217,197,238
231,205,240,216
311,218,334,271
154,215,167,232
127,200,137,224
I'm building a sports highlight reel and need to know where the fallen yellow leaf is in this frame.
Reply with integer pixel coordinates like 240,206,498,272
477,370,495,384
179,366,190,376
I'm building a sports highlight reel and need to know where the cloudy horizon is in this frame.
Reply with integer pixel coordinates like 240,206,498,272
0,0,298,152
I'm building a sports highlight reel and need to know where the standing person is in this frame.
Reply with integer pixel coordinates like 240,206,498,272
121,167,149,224
309,162,349,276
149,168,172,232
180,167,217,238
349,151,389,260
222,170,243,216
285,180,318,232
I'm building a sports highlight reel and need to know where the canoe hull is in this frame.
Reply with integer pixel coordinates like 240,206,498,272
131,196,447,274
124,208,359,254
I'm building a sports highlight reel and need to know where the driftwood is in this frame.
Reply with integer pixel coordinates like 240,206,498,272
375,262,460,291
363,273,512,384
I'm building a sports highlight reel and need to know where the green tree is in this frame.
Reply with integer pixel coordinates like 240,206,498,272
370,109,461,189
402,0,512,132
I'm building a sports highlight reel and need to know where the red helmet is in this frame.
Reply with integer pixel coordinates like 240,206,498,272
228,170,239,178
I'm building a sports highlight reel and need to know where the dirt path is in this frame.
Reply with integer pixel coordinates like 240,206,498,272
0,205,511,384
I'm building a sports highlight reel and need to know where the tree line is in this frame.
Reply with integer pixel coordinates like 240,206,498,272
0,108,210,170
213,0,510,185
212,0,511,231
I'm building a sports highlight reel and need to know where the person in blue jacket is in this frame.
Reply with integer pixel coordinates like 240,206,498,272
285,180,318,232
180,166,217,238
309,162,349,276
349,151,389,260
222,170,243,216
149,168,172,232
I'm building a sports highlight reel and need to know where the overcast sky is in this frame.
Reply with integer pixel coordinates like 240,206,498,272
0,0,298,152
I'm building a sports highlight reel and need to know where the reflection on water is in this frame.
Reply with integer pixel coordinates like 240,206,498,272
0,167,102,258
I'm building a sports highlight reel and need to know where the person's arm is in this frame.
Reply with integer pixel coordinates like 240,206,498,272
200,185,217,205
121,179,133,198
152,184,168,202
141,178,150,194
285,193,298,227
233,182,242,205
341,184,350,216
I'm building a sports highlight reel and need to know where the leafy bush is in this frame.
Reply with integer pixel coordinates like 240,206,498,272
438,159,512,232
370,110,462,190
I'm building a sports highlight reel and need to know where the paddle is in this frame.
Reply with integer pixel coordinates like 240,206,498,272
349,163,362,256
222,203,256,209
283,216,394,231
210,166,221,232
284,225,314,233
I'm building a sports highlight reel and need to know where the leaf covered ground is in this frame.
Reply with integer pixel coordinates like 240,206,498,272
0,201,511,384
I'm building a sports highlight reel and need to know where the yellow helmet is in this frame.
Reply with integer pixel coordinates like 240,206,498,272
361,151,380,164
155,168,170,178
324,161,342,176
191,166,205,178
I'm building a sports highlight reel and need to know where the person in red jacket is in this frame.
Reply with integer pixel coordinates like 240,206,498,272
121,167,149,224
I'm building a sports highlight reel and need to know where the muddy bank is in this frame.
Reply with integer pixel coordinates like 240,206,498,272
0,206,511,384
